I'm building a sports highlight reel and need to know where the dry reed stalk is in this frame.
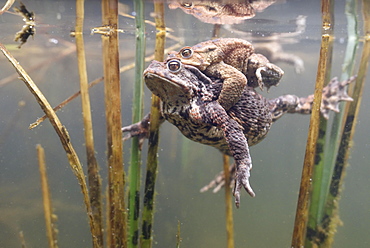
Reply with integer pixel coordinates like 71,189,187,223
140,2,165,248
291,0,334,246
0,43,98,246
19,231,27,248
0,0,14,15
223,155,234,248
37,144,58,248
75,0,103,247
101,0,126,246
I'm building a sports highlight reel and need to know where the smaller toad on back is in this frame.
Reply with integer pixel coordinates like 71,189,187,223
168,38,284,110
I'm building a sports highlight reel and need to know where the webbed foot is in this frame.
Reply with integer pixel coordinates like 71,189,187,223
121,113,150,149
200,163,235,193
320,76,355,119
233,165,255,208
247,53,284,91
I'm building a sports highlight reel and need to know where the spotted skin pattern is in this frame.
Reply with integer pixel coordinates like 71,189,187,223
122,59,354,207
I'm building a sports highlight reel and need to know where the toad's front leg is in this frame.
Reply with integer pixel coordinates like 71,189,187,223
192,101,255,207
205,62,247,111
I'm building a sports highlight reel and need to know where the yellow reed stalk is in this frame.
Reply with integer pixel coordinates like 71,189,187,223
0,42,98,247
101,0,126,246
223,155,234,248
37,144,58,248
75,0,103,246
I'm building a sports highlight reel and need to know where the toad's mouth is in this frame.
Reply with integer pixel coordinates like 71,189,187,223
143,71,186,90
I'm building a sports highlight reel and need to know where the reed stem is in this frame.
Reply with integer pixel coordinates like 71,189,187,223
37,144,58,248
0,42,98,247
101,0,126,246
223,155,234,248
291,0,333,246
75,1,103,246
321,1,370,246
128,0,145,247
0,0,15,15
140,2,165,248
305,1,334,246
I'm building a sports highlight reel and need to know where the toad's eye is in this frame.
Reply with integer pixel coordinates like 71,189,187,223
167,59,182,73
181,3,193,8
180,47,193,59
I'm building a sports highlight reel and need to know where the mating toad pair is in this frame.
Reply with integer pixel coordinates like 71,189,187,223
122,38,354,208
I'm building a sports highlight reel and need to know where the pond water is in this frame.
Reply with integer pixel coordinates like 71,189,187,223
0,0,369,247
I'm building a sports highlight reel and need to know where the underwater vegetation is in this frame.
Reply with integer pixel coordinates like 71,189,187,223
0,0,369,247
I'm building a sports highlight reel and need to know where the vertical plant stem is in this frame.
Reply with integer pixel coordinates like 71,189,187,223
140,2,165,248
176,220,182,248
75,1,103,246
0,43,98,247
37,144,58,248
212,24,221,38
291,0,333,246
324,0,358,211
128,0,145,247
223,155,234,248
321,1,370,246
101,0,126,247
305,0,334,246
19,231,27,248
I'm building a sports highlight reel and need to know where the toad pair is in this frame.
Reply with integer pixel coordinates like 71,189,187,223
122,38,354,208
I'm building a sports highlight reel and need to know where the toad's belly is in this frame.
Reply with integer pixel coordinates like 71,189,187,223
162,103,270,156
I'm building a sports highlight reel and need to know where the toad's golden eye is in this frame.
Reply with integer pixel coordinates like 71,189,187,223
167,59,182,73
180,47,193,59
181,3,193,8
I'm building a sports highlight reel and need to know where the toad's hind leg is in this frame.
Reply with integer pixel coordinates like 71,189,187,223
191,101,255,208
269,76,355,121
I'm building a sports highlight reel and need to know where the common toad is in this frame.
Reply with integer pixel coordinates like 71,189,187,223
122,59,354,207
167,38,284,110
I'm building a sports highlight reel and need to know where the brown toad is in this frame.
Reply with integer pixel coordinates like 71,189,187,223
168,38,284,110
122,59,354,207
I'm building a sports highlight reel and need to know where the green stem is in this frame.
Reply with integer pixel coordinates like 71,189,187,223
128,0,145,247
140,2,165,248
321,0,369,246
305,0,335,246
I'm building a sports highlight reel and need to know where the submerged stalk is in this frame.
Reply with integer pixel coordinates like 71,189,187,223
321,1,370,246
128,0,145,247
0,43,98,247
305,0,334,246
75,0,103,246
140,2,165,248
291,0,333,246
37,144,58,248
101,0,126,246
223,155,234,248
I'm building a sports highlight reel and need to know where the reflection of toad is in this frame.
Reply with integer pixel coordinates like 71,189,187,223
224,15,307,73
122,59,354,207
168,38,284,110
168,1,276,24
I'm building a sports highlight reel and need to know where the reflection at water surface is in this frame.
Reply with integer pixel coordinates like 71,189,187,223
0,0,369,247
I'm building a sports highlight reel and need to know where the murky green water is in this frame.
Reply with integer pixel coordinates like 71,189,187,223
0,0,369,247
